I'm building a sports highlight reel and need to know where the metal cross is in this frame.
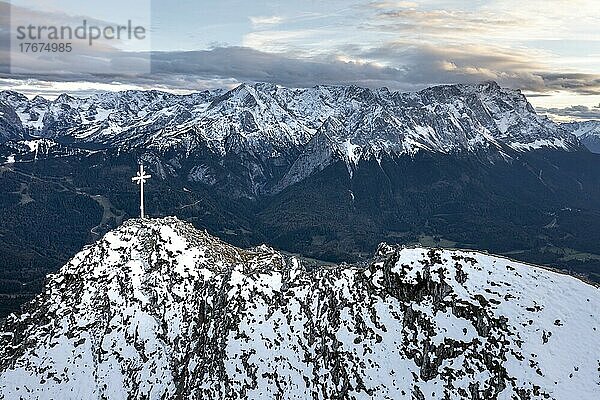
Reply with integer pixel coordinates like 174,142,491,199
132,164,151,218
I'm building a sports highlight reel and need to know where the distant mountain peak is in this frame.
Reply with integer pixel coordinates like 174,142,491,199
562,120,600,153
0,82,583,193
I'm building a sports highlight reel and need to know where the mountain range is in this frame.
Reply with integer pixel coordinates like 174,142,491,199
1,82,600,317
0,82,590,198
1,217,598,399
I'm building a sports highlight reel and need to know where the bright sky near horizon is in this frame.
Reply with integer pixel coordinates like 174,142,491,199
0,0,599,120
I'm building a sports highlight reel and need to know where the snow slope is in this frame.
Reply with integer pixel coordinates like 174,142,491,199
0,217,598,399
0,82,579,158
562,120,600,153
0,83,583,195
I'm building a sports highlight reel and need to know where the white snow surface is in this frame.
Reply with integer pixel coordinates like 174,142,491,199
0,82,579,160
0,83,582,193
562,120,600,138
561,120,600,153
0,217,598,399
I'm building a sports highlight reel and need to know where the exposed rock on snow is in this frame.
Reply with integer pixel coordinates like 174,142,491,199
562,120,600,153
1,217,598,399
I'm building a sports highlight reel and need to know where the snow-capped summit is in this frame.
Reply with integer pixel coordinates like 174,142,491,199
562,120,600,153
0,82,584,195
0,82,579,156
1,217,599,399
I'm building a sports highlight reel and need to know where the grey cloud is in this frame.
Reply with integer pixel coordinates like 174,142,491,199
354,42,600,95
2,43,599,98
149,47,404,88
538,105,600,120
1,46,410,93
537,73,600,95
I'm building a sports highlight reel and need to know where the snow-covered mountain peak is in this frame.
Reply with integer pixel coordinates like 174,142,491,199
0,82,578,153
562,120,600,153
0,90,29,105
0,83,583,193
563,120,600,137
1,217,599,399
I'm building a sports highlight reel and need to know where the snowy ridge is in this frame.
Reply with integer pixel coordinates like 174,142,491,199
0,83,583,194
1,217,598,399
561,120,600,153
0,82,579,157
0,99,25,142
0,82,581,198
562,120,600,138
1,138,92,163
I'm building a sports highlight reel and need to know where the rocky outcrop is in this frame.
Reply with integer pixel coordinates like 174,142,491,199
1,217,598,399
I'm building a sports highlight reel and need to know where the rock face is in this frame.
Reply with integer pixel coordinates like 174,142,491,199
1,217,598,399
0,100,24,142
0,82,581,195
562,120,600,153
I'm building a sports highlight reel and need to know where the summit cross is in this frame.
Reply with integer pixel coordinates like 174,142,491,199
132,164,151,219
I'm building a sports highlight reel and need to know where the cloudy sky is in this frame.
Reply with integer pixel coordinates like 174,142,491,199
1,0,599,120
